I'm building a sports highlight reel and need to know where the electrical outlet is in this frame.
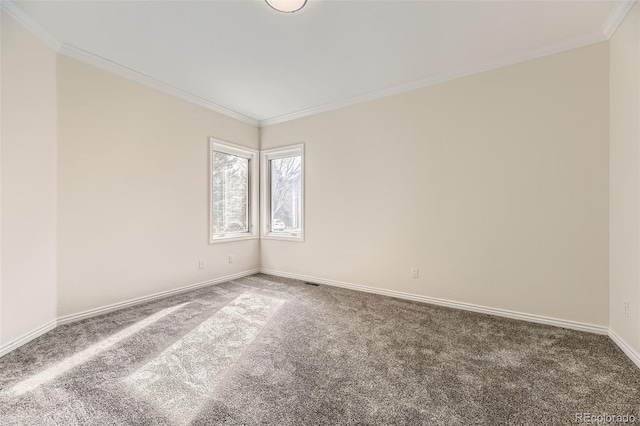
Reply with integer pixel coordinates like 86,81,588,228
198,260,205,269
411,268,419,279
624,301,630,318
229,255,234,264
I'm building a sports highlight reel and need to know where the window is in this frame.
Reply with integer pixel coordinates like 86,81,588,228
210,138,258,243
261,144,304,241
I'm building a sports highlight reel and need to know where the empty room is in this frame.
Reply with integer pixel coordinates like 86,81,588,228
1,0,640,424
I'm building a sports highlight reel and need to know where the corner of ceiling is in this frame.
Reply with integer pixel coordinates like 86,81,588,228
1,0,62,51
602,0,637,39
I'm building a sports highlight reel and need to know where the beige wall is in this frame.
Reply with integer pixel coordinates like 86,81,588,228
57,56,260,317
0,13,58,345
610,3,640,354
261,42,610,327
0,9,621,352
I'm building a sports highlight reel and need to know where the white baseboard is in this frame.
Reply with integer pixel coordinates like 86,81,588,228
259,269,609,335
0,269,259,358
3,269,636,371
0,320,58,358
609,329,640,370
58,269,260,325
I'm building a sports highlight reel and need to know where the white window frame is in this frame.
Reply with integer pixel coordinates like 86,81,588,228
209,137,259,244
260,144,305,242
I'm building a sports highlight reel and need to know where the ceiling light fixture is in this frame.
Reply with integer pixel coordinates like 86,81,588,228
265,0,307,13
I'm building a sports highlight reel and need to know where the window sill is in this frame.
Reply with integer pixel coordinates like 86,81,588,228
210,234,258,244
261,233,304,242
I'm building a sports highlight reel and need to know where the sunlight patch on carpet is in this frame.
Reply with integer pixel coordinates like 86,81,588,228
5,303,189,397
123,292,284,426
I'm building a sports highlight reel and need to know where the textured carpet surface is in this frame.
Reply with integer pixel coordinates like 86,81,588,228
0,274,638,425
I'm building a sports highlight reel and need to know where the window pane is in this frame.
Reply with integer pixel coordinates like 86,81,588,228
270,156,302,236
212,151,249,236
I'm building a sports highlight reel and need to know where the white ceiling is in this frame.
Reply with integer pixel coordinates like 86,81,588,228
7,1,632,126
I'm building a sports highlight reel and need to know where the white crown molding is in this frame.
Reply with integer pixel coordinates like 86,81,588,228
609,329,640,370
57,268,260,325
58,44,259,127
260,269,609,335
259,30,607,127
1,0,258,126
3,0,625,130
602,0,636,39
0,0,62,50
0,320,57,358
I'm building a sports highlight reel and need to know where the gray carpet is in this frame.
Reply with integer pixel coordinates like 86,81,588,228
0,274,638,425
